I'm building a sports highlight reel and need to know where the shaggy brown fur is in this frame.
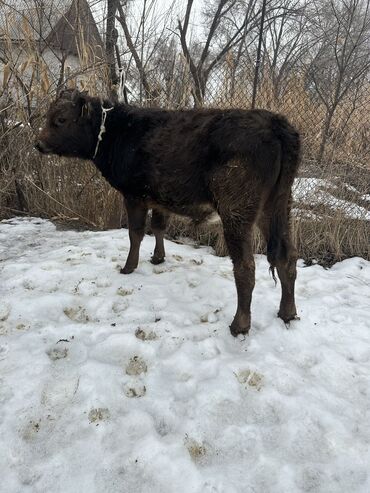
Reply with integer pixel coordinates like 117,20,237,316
36,89,301,336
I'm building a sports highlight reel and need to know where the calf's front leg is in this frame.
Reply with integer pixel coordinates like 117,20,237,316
150,209,169,265
121,198,148,274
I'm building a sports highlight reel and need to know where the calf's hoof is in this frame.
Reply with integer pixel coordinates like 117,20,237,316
230,320,250,338
278,309,300,324
120,265,136,275
150,256,165,265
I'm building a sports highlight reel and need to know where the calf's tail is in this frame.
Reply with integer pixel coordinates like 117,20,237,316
266,115,301,275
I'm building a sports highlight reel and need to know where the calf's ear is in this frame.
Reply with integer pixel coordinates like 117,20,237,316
57,86,68,98
69,89,92,118
81,101,93,118
71,89,82,105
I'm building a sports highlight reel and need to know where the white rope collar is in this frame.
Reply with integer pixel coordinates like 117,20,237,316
93,103,114,159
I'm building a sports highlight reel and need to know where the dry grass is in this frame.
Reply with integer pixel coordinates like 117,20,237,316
293,216,370,266
0,124,124,227
165,211,370,266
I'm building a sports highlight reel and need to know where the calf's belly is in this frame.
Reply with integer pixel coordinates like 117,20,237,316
148,200,221,225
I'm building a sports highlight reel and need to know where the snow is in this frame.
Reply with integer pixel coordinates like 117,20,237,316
1,217,370,493
293,178,370,220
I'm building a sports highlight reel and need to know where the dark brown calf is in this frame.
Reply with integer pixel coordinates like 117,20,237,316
36,89,301,336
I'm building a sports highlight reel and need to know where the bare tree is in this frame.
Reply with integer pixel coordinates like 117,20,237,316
116,0,177,104
106,0,119,100
116,1,152,101
307,0,370,162
251,0,267,107
178,0,253,105
177,0,307,106
262,0,309,100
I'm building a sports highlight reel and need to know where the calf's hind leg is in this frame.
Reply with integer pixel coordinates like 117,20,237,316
258,205,298,323
276,250,297,323
150,209,169,265
121,198,147,274
211,165,260,337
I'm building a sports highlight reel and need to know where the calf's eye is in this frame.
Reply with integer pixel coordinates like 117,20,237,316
56,117,66,125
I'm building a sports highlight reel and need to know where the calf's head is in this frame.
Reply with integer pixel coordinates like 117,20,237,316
35,89,98,160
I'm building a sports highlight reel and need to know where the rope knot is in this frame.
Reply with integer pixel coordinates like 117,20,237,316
93,102,114,159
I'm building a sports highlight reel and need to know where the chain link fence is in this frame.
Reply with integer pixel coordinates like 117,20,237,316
123,56,369,263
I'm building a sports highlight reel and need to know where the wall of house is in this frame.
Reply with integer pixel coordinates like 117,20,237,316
0,44,91,113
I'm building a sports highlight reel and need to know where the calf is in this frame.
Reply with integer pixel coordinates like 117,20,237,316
36,89,301,336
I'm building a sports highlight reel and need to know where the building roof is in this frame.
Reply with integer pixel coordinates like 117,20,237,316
0,0,103,56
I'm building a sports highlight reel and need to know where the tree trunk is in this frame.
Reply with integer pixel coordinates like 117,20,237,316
251,0,267,108
317,108,335,164
106,0,119,101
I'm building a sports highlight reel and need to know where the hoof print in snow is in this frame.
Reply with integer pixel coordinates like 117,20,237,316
0,302,11,322
152,264,169,274
22,419,41,441
47,346,68,361
188,278,200,288
200,310,220,323
88,407,110,423
117,287,134,296
172,255,183,261
22,278,36,290
65,257,81,265
236,369,264,391
73,279,97,295
0,344,9,359
112,300,129,314
63,306,89,323
191,258,203,265
123,383,146,398
135,328,158,341
96,278,111,288
185,436,207,463
16,323,28,331
125,356,147,375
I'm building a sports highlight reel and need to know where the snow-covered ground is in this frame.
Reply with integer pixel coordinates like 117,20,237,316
1,217,370,493
293,178,370,220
